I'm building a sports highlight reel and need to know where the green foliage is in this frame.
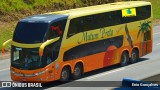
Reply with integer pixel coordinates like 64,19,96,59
0,0,81,13
0,0,30,12
0,22,15,50
137,21,151,39
148,0,160,19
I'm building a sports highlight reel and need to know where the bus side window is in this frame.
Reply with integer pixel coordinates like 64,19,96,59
121,5,151,24
105,11,122,26
47,19,67,40
105,13,112,26
67,15,98,38
83,15,97,30
95,13,107,28
67,18,84,38
48,25,59,39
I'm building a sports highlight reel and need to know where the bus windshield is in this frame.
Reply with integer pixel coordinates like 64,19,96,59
13,22,49,44
11,46,53,70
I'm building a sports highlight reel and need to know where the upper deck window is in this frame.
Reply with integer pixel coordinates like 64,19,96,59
13,19,67,44
67,5,151,38
46,19,67,40
13,22,49,44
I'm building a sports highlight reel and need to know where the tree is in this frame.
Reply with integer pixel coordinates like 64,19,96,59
137,21,151,55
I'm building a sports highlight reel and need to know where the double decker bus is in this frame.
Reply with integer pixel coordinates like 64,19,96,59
2,1,152,82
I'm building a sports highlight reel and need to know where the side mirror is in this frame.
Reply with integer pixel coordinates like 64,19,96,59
2,39,12,53
39,37,60,56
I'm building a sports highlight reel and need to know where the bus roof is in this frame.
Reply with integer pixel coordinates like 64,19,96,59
20,1,151,23
46,1,151,19
20,14,68,23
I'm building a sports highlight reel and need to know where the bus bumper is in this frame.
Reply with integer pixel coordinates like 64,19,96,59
10,67,54,83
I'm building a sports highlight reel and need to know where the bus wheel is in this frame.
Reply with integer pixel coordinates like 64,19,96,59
72,64,83,80
120,51,129,66
60,67,70,82
130,49,139,63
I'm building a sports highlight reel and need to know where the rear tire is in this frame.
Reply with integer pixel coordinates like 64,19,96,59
72,64,83,80
120,51,129,66
130,49,139,63
60,67,70,82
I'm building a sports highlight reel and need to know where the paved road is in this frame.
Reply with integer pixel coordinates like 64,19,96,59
0,25,160,90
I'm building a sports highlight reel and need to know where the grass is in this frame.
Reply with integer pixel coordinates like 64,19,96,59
0,22,16,50
0,0,81,13
146,0,160,19
0,0,160,50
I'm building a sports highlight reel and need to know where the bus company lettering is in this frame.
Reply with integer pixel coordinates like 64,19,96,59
77,28,113,44
77,32,99,44
100,28,113,38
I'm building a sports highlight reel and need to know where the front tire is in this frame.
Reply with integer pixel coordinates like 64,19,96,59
120,51,129,66
60,67,70,82
72,64,83,80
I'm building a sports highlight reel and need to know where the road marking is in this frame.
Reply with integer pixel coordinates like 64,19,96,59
154,32,160,35
156,43,160,45
0,68,9,72
104,88,115,90
87,67,125,80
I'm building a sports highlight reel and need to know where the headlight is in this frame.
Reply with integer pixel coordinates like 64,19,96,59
11,69,23,76
34,69,48,76
11,70,23,76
